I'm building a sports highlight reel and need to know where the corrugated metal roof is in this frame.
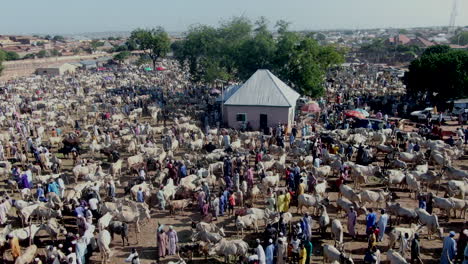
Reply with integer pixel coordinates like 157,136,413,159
224,69,300,107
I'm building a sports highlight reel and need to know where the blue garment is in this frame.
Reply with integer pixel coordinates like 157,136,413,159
75,206,85,217
47,182,60,195
180,165,187,178
36,187,47,202
265,244,275,264
441,236,457,264
219,195,226,216
366,212,377,229
136,191,144,203
76,239,87,264
419,200,426,210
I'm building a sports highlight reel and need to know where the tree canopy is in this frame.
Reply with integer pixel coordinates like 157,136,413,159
52,35,65,42
114,51,131,63
451,32,468,46
172,17,344,97
404,45,468,100
129,27,171,69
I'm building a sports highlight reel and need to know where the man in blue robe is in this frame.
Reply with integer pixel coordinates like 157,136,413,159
441,231,457,264
265,239,275,264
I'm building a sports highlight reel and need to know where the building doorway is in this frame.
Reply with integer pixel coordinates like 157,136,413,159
260,114,268,130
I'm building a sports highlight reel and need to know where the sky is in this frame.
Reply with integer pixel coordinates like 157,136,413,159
1,0,467,35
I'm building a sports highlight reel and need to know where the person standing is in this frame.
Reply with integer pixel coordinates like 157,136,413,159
376,209,388,242
136,188,144,203
276,234,287,264
157,187,166,210
411,233,422,264
265,239,275,264
346,206,358,239
157,228,168,259
256,239,266,264
299,243,307,264
366,208,377,235
166,226,178,256
441,231,457,264
303,239,313,264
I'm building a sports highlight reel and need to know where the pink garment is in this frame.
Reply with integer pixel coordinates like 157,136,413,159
157,232,168,257
198,191,206,211
246,169,254,187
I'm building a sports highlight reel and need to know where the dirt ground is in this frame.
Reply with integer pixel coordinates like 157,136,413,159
2,118,467,264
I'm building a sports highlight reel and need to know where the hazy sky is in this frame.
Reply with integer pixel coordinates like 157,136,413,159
1,0,467,34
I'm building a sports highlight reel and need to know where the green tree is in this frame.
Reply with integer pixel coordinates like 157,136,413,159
315,33,326,41
129,27,171,69
23,53,35,59
451,32,468,46
53,35,65,42
0,50,5,75
50,49,61,57
90,40,104,52
114,51,131,63
1,50,19,61
404,47,468,100
37,50,48,58
422,44,451,56
44,35,52,40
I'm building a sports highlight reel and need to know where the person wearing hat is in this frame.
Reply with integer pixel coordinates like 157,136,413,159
265,239,275,264
166,226,178,256
411,233,422,264
346,206,358,240
276,233,287,264
157,227,168,259
441,231,457,264
255,239,266,264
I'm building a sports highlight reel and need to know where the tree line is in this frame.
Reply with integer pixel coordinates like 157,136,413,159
123,17,345,97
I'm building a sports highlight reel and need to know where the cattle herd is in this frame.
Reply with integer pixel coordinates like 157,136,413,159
0,59,466,264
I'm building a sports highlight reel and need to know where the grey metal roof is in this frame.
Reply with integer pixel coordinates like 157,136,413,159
224,69,300,107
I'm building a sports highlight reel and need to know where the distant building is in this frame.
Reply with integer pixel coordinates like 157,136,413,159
220,69,300,131
408,37,434,48
387,34,411,45
36,63,78,76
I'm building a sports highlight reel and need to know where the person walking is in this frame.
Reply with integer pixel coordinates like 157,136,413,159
411,233,422,264
441,231,457,264
366,208,377,235
157,227,168,259
166,226,178,255
346,206,358,239
376,209,388,242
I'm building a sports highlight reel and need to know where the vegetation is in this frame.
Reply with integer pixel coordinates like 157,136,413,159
129,27,171,69
404,45,468,100
450,32,468,46
358,38,422,63
171,17,344,97
0,50,5,75
37,50,48,58
114,51,131,63
0,50,20,61
52,35,65,42
90,40,105,52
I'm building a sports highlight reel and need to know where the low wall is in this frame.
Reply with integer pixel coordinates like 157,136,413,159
0,53,114,81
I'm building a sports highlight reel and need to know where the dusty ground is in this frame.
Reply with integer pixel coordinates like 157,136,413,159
2,118,467,264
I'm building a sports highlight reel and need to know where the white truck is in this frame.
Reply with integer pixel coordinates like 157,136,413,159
410,107,456,121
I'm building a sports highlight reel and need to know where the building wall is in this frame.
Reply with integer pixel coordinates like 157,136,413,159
224,105,291,130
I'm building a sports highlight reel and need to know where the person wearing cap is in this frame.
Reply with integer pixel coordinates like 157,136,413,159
441,231,457,264
265,239,275,264
346,206,358,240
157,228,168,259
34,257,43,264
166,226,178,255
156,187,166,211
255,239,266,264
376,209,388,242
411,233,422,264
276,233,287,264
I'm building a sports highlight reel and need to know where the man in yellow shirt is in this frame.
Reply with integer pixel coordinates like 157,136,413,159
284,190,291,212
277,191,285,212
299,243,307,264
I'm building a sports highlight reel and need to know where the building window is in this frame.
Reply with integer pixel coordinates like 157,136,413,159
236,113,246,122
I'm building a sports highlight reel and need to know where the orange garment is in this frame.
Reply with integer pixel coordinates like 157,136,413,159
11,237,21,259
